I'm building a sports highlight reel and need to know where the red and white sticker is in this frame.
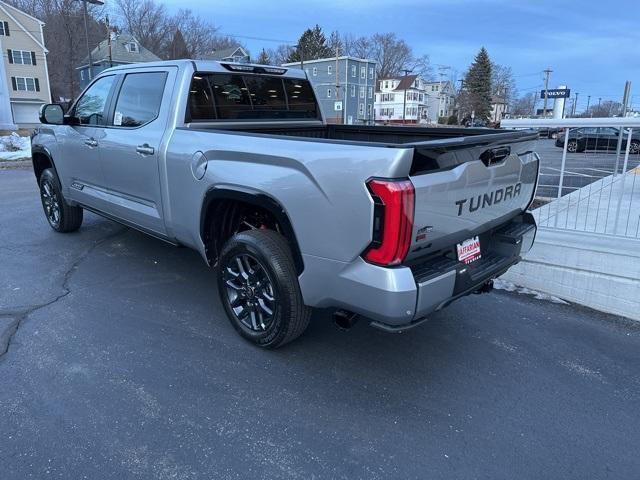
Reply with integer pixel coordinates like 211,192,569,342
457,236,481,264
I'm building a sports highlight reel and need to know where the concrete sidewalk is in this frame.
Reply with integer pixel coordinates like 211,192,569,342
503,168,640,321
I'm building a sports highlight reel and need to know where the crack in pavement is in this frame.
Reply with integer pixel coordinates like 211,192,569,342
0,227,129,359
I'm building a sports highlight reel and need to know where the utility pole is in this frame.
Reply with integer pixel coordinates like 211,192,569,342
106,14,112,68
542,68,552,118
335,43,341,124
586,95,591,117
572,92,579,116
401,68,412,125
621,81,631,117
78,0,104,81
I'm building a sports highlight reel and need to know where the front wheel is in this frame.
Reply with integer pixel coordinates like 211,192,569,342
629,141,640,155
567,140,579,153
39,168,83,233
217,229,311,348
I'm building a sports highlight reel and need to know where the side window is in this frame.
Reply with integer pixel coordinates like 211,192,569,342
74,75,115,126
113,72,167,127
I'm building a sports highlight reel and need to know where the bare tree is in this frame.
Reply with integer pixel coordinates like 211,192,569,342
491,63,517,108
267,44,293,66
511,92,537,117
113,0,170,56
341,32,432,79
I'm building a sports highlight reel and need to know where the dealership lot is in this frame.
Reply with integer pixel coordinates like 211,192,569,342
535,138,640,198
1,169,639,479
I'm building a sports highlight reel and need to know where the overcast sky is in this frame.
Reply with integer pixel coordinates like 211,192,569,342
161,0,640,111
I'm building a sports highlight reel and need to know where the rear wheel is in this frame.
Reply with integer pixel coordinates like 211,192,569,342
630,141,640,155
567,140,579,153
39,168,83,233
217,229,311,348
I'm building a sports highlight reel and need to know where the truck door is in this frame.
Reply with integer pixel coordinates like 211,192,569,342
94,68,175,235
60,74,117,209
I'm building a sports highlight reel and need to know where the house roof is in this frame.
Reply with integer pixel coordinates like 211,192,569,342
376,74,419,92
282,55,375,66
199,46,248,61
77,34,161,69
491,95,507,105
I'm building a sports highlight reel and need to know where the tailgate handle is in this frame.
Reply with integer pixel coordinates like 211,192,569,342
480,146,511,166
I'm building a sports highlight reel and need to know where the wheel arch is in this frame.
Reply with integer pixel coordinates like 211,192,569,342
31,145,57,181
200,187,304,274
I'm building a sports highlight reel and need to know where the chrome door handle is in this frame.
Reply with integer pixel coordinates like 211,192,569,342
84,138,98,148
136,144,155,156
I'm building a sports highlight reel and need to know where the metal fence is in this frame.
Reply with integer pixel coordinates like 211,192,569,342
502,118,640,239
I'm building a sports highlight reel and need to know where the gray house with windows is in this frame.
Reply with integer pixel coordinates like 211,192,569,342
282,56,377,124
77,33,160,89
199,46,250,63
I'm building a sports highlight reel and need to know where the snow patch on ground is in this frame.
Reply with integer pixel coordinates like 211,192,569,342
0,134,31,161
494,278,569,304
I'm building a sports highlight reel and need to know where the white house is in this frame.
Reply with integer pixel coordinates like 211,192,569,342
424,80,455,122
374,74,429,124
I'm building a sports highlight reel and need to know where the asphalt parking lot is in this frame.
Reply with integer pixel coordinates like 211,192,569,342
535,138,640,198
1,168,640,479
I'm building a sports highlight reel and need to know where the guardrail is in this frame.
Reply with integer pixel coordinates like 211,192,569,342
502,118,640,238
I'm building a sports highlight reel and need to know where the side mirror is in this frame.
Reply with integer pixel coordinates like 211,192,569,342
39,104,64,125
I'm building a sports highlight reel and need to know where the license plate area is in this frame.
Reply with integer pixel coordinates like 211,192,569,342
457,236,481,264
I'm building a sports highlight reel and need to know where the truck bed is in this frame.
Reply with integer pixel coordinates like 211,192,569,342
189,123,536,148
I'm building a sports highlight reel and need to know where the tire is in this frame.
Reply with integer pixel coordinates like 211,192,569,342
39,168,83,233
216,229,311,348
567,140,579,153
630,141,640,155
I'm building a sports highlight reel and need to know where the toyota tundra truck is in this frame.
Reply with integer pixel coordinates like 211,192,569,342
32,60,539,348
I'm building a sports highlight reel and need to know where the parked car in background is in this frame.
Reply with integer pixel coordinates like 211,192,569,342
555,127,640,153
536,127,560,139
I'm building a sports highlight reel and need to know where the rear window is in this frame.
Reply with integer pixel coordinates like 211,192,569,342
187,73,319,121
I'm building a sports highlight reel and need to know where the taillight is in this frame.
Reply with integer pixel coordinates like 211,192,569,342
363,179,415,266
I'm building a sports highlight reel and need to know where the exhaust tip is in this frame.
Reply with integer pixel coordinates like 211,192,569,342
333,310,359,330
474,279,494,294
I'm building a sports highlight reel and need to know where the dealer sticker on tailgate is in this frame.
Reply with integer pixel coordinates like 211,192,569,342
457,236,481,264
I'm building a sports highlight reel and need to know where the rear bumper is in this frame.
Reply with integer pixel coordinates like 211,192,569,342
298,212,536,330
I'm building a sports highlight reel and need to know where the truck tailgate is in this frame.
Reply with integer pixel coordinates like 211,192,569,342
406,133,539,261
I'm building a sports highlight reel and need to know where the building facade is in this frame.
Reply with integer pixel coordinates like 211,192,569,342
282,56,377,124
424,80,455,122
374,75,429,124
77,33,161,89
0,0,51,128
200,46,250,63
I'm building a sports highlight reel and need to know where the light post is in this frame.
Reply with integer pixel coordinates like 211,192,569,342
77,0,104,81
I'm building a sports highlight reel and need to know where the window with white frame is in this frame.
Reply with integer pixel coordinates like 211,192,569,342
360,66,366,79
327,88,332,98
351,65,356,77
358,103,364,116
380,107,394,117
328,65,332,75
80,70,85,81
313,67,317,76
128,42,138,53
359,86,365,99
350,85,355,97
367,104,372,117
381,93,394,102
12,76,39,92
368,87,373,99
369,67,374,79
9,50,34,65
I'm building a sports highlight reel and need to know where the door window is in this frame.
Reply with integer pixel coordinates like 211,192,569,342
112,72,168,127
74,75,116,126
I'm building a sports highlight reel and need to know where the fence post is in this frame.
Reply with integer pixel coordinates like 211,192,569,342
613,127,633,233
555,127,570,227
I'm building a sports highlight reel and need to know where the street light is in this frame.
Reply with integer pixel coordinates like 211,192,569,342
77,0,104,81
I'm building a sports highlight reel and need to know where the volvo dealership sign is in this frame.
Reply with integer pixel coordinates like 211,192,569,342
540,88,571,99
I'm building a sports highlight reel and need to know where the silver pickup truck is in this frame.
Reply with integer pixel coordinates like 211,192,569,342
32,60,538,348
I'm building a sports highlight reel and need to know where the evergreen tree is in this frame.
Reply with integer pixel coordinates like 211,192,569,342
256,48,271,65
167,29,190,59
286,25,332,63
462,47,492,120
